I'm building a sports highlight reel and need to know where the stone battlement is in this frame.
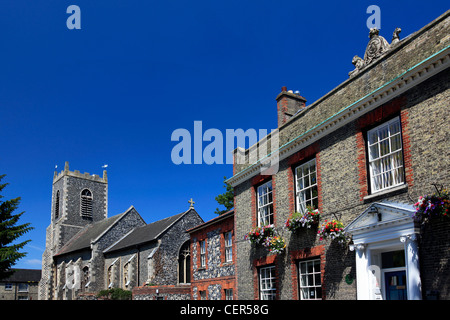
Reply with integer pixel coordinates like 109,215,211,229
53,161,107,184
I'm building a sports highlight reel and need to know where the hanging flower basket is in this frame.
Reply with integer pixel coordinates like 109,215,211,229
244,224,275,245
263,235,286,254
244,224,285,254
317,219,347,244
285,207,320,233
413,189,449,222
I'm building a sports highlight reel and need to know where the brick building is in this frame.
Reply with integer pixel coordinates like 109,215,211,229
133,210,235,300
188,210,236,300
227,11,449,300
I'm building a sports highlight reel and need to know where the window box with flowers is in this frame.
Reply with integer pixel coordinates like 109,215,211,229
317,219,348,244
244,224,286,254
285,206,320,233
413,189,449,223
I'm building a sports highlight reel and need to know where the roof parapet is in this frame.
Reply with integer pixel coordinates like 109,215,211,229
53,161,108,184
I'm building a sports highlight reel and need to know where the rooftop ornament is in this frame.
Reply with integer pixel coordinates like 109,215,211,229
349,27,402,77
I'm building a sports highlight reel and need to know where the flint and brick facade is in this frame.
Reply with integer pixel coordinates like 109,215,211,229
188,210,236,300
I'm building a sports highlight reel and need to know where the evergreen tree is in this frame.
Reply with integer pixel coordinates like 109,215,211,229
0,174,33,280
214,176,234,215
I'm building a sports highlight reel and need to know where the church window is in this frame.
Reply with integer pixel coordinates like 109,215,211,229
367,117,404,193
80,189,93,218
107,264,115,288
295,158,318,213
257,181,273,226
82,266,90,289
123,263,129,287
55,190,60,220
178,241,190,284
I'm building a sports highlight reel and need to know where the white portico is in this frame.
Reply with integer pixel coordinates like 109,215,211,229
346,201,422,300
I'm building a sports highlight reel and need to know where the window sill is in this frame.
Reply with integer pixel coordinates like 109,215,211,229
363,184,408,202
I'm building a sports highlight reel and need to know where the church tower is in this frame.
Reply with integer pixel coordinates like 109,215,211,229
39,162,108,300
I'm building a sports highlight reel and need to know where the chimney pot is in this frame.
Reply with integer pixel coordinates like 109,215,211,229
281,86,287,92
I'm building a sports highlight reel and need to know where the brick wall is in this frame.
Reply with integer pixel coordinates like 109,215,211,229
232,12,450,300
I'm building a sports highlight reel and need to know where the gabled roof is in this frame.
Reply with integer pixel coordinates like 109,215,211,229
346,201,415,233
187,209,234,234
1,269,41,283
55,206,139,256
345,201,417,244
103,208,197,253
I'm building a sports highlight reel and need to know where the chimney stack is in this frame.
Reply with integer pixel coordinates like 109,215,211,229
276,86,306,127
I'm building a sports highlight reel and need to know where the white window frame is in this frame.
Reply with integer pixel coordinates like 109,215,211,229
298,259,322,300
295,158,318,213
200,240,206,268
224,232,232,262
224,288,233,300
257,181,273,227
259,266,276,300
17,283,29,293
367,117,405,193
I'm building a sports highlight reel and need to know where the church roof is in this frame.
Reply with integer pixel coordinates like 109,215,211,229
103,208,195,253
55,207,135,256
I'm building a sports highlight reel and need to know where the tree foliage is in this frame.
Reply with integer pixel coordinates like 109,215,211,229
0,174,33,280
214,176,234,215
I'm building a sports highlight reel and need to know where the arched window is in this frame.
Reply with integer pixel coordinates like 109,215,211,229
82,266,90,291
178,241,190,284
54,190,60,220
80,189,93,219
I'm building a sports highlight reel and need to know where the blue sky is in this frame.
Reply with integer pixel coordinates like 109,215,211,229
0,0,448,269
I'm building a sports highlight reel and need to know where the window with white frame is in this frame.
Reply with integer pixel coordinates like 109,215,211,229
224,232,232,262
200,240,206,268
367,117,404,193
299,259,322,300
18,283,29,293
259,266,276,300
295,159,318,213
224,288,233,300
257,181,273,226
